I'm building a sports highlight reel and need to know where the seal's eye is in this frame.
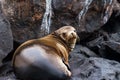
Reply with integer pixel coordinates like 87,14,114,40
60,32,66,41
74,30,77,32
62,33,66,36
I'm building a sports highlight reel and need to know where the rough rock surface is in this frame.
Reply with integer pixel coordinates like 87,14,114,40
70,57,120,80
70,45,99,58
52,0,115,32
0,2,13,65
1,0,119,43
86,32,120,62
1,0,45,43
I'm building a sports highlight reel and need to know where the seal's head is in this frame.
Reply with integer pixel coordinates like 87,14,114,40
54,26,79,51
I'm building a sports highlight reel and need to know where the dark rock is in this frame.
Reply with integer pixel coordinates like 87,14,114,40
70,45,88,59
96,32,120,62
87,32,120,62
109,32,120,42
104,41,120,54
52,0,115,33
86,31,120,62
0,50,5,65
102,0,120,33
1,0,45,43
0,62,17,80
52,0,73,12
87,36,104,48
101,42,120,62
70,56,120,80
0,2,13,65
86,35,106,57
102,12,120,33
2,41,20,63
0,77,17,80
1,0,119,43
73,45,99,57
117,0,120,3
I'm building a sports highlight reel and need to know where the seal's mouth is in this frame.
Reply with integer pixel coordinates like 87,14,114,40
67,33,79,51
69,44,75,51
67,38,77,51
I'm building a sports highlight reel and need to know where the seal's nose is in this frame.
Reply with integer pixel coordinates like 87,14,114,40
71,32,77,38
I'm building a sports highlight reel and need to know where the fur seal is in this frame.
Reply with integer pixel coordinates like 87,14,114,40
12,26,79,80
